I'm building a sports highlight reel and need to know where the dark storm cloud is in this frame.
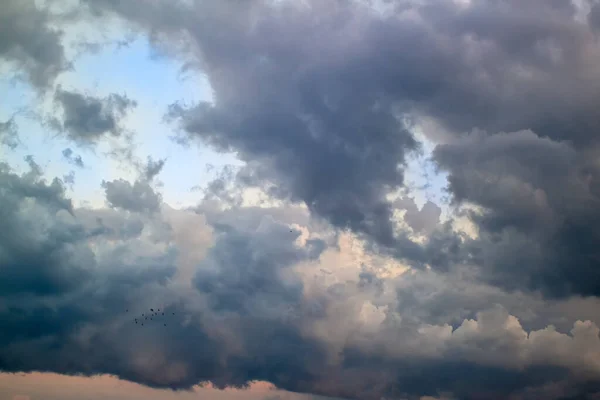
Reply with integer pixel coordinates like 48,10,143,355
590,2,600,32
84,0,600,278
0,0,69,89
0,160,180,379
2,159,600,400
194,215,322,315
102,178,162,214
434,130,600,298
5,0,600,399
53,88,137,144
62,148,85,168
0,160,86,296
0,159,324,395
152,0,427,251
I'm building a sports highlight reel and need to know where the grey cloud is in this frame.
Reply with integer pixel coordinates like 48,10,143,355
393,267,600,335
5,0,600,398
0,165,88,296
0,0,69,88
194,215,323,316
102,178,162,214
150,0,426,252
54,88,137,144
2,157,600,400
75,207,146,240
589,2,600,32
0,119,19,149
434,130,600,298
395,197,442,235
62,148,85,168
1,157,73,214
143,157,166,181
0,161,180,379
63,171,76,187
86,0,600,274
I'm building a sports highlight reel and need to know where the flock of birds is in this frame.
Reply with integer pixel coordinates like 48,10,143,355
123,230,295,327
126,308,175,326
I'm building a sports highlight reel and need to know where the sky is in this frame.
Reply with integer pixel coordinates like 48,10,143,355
2,1,600,400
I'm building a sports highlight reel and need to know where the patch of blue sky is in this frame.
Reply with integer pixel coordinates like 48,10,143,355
2,35,243,208
61,36,244,207
403,126,451,219
0,78,87,197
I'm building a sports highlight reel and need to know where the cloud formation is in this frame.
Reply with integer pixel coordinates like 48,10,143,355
2,1,600,399
80,0,600,281
0,118,19,149
62,148,85,168
1,159,600,400
53,88,137,144
0,0,69,88
434,130,600,298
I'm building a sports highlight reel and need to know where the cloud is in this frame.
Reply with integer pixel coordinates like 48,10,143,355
52,87,137,144
79,0,600,282
62,148,85,168
0,119,20,149
143,157,166,181
3,1,600,399
589,2,600,32
395,197,442,235
0,0,69,89
2,158,600,399
434,130,600,298
102,178,163,214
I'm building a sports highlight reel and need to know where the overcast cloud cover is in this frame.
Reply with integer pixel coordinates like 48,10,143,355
2,1,600,399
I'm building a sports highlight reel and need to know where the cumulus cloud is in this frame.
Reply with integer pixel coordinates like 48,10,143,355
102,178,162,214
2,159,600,399
0,0,69,88
79,0,600,287
52,88,137,144
434,130,600,298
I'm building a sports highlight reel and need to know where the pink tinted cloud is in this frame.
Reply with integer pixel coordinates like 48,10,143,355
0,373,316,400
